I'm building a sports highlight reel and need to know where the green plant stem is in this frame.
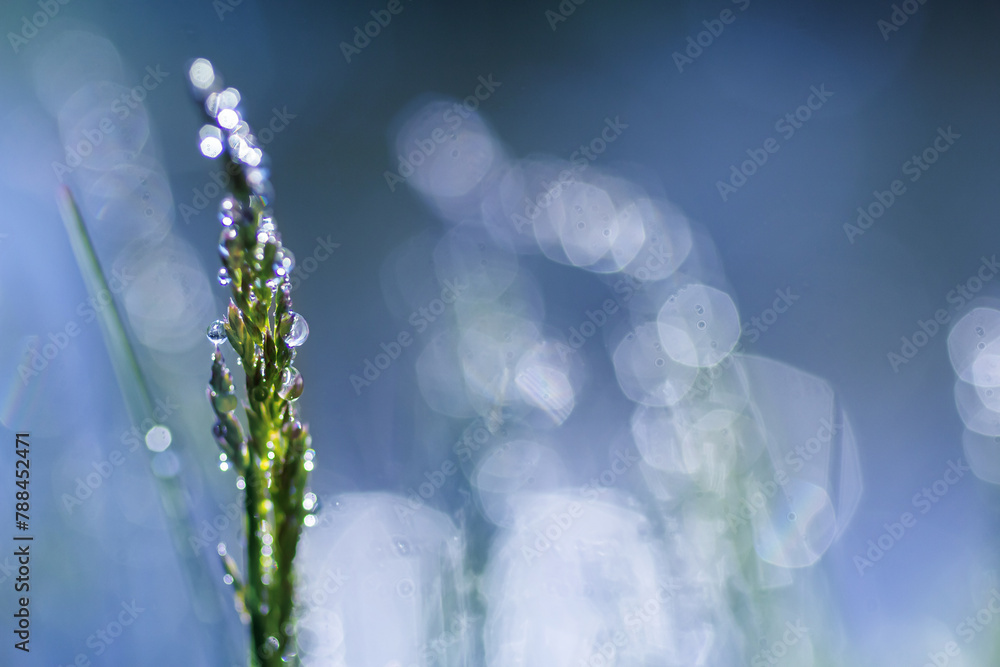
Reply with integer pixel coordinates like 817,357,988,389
197,111,312,667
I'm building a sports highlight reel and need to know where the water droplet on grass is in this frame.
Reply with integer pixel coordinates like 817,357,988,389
285,313,309,347
207,319,227,345
279,367,302,400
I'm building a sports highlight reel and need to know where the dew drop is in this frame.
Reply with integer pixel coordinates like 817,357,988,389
207,319,227,345
278,367,302,400
977,327,986,336
787,512,797,522
274,249,295,277
654,358,665,367
285,313,309,347
695,304,704,315
697,320,707,329
303,492,318,511
218,267,231,285
212,422,227,443
188,58,216,91
393,538,412,556
200,134,223,158
979,342,987,350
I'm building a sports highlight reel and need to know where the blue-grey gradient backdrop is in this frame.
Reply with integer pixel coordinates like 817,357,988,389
1,0,998,665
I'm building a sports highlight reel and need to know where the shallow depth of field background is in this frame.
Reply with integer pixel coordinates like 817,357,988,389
1,0,999,665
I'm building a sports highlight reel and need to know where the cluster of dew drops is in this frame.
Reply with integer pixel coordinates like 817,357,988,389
185,66,319,656
204,200,319,527
205,198,312,405
198,205,319,528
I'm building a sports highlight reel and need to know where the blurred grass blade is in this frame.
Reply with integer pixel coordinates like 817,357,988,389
57,185,153,423
57,185,236,662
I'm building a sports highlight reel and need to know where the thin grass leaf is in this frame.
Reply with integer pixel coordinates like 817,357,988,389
57,184,233,662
